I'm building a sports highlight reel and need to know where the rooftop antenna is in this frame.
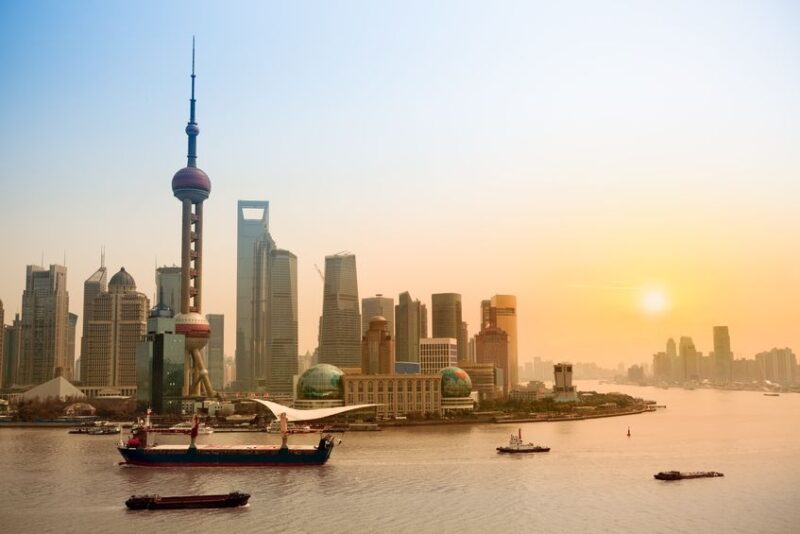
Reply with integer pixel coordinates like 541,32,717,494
101,246,106,269
186,35,198,168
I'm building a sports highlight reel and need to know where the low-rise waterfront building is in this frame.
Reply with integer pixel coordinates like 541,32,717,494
296,362,474,420
294,364,346,409
343,373,441,419
439,366,474,414
510,380,547,402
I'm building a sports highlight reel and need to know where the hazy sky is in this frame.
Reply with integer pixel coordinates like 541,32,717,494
1,1,799,367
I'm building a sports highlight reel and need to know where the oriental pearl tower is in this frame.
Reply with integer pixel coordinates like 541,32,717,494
171,39,216,398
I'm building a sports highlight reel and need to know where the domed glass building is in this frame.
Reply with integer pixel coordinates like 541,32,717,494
440,366,475,413
295,364,345,409
441,367,472,398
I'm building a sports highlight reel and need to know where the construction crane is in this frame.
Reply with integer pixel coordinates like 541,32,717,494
314,264,325,283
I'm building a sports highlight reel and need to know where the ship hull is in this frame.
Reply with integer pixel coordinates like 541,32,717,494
496,447,550,453
118,441,334,467
654,471,723,480
126,492,250,510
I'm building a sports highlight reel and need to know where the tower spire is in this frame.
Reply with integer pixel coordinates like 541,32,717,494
186,36,199,167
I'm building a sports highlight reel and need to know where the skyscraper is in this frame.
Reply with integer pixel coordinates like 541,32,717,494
236,199,270,391
3,314,22,388
362,295,394,336
755,348,797,384
251,227,276,388
713,326,732,384
170,41,215,398
395,291,425,363
420,303,428,338
553,362,578,402
459,321,469,366
81,257,107,375
83,268,149,387
155,266,182,314
653,351,671,380
20,264,70,385
361,315,395,374
318,253,361,368
490,295,518,389
666,338,677,359
476,325,510,394
432,293,464,360
665,337,679,381
266,249,298,395
206,314,225,391
67,313,78,379
679,336,699,381
0,299,4,387
135,296,185,414
480,299,494,329
420,338,458,374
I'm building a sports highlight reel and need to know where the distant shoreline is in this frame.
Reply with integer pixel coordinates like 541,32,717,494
380,406,655,428
0,407,656,430
612,380,799,394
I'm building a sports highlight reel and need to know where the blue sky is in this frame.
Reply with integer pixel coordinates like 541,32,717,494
1,1,799,364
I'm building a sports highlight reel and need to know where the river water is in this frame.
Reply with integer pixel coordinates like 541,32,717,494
1,382,798,534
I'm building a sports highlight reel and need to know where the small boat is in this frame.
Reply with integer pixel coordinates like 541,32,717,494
125,491,250,510
167,421,214,436
654,471,724,481
496,429,550,454
763,393,780,397
69,425,120,435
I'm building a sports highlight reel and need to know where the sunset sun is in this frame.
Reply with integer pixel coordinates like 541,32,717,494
639,286,669,316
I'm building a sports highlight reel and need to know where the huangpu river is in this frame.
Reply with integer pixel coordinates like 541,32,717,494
1,382,799,534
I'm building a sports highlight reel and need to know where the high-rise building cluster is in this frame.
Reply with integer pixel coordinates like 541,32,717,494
0,43,531,407
652,326,798,385
234,201,298,396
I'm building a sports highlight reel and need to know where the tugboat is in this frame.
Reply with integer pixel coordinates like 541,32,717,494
496,429,550,454
125,491,250,510
654,471,724,480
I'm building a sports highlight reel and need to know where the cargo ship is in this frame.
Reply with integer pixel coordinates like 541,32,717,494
654,471,724,480
118,400,375,467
